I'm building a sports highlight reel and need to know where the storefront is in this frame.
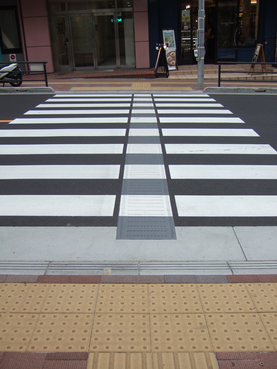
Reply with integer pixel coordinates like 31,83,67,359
49,0,135,71
149,0,277,67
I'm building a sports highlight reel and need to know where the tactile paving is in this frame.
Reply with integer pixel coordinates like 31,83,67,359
150,314,212,352
87,353,153,369
41,284,98,313
0,283,49,313
121,179,169,195
90,313,150,352
152,352,219,369
0,313,39,351
246,283,277,312
197,284,256,313
96,284,148,313
260,313,277,350
149,284,203,313
206,313,274,352
28,314,93,352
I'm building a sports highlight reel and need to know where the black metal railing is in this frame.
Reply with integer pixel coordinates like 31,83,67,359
217,62,277,87
0,61,48,87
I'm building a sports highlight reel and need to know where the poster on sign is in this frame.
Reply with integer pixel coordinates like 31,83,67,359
162,30,177,70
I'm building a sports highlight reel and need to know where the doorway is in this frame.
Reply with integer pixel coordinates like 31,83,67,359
50,2,135,71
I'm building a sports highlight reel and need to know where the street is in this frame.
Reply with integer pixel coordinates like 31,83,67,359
1,92,277,234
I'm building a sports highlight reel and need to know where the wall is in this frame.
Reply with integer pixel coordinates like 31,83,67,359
20,0,54,72
134,0,150,68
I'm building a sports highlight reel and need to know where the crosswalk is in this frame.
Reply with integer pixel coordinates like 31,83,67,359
1,92,277,235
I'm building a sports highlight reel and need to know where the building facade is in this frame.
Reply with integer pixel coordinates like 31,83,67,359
0,0,276,73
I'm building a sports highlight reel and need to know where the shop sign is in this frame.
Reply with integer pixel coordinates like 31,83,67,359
163,30,177,70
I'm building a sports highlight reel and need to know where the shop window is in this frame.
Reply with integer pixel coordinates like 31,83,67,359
238,0,259,46
0,6,22,54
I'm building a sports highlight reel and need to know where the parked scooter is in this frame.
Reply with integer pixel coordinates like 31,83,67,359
0,63,22,86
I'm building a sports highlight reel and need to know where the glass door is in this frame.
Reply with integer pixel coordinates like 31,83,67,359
94,13,117,67
217,0,239,60
53,16,70,70
70,15,95,67
179,1,198,64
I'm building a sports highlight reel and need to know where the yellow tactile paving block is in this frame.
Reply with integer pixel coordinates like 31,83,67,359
0,313,39,352
0,283,50,313
197,284,256,313
150,314,212,352
96,284,148,313
149,284,202,313
27,313,93,352
246,283,277,312
260,313,277,350
87,353,153,369
152,352,218,369
90,313,150,352
206,313,274,352
41,284,98,313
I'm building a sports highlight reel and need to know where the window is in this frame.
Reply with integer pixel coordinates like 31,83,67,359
0,6,22,54
238,0,260,46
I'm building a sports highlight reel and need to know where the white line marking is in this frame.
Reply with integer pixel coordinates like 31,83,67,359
130,117,157,123
37,103,130,108
0,195,116,216
169,165,277,179
123,165,166,179
175,195,277,217
154,98,216,102
24,110,129,115
159,117,244,123
0,165,120,179
156,103,223,108
54,94,132,98
119,195,173,216
0,144,124,155
47,98,132,102
162,128,258,137
158,109,233,115
129,128,159,136
127,144,162,154
11,117,128,124
165,144,277,155
0,129,126,137
153,94,210,98
131,109,156,114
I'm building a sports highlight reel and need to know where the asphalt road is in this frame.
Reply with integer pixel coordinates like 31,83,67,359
0,92,277,229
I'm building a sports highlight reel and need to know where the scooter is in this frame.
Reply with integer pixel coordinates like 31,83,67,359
0,63,23,87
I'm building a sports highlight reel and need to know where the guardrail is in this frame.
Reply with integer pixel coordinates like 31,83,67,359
0,61,48,87
217,62,277,87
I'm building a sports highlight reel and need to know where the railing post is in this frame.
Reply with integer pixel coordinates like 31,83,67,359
218,64,221,87
43,62,48,87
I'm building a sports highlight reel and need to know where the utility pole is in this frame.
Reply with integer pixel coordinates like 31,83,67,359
197,0,205,89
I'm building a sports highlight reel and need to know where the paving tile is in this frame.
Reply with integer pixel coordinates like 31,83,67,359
258,275,277,283
246,283,277,312
96,284,148,313
0,283,50,313
5,275,39,283
27,314,93,352
197,284,256,313
132,276,164,284
164,275,197,283
0,275,7,283
69,276,101,284
42,360,87,369
90,313,150,352
227,275,260,283
196,275,229,284
206,313,274,352
150,313,212,352
45,352,89,360
87,353,153,369
216,352,260,360
217,352,277,369
149,284,203,313
152,352,218,369
37,276,71,284
0,352,46,369
260,313,277,350
100,276,134,284
0,313,39,352
41,284,98,313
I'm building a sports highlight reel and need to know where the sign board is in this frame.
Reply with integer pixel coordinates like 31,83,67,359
162,30,177,71
250,44,266,74
9,54,17,62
